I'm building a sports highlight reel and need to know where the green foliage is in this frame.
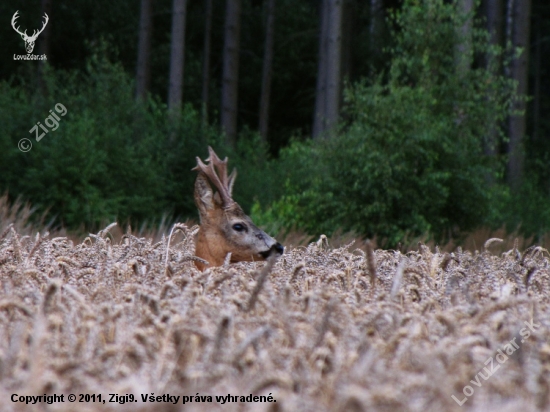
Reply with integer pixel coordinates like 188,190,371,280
2,0,547,242
0,46,289,231
0,52,216,230
253,0,519,246
489,180,550,239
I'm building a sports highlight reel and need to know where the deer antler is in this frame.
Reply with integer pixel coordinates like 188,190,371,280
193,146,237,208
31,13,49,40
11,11,49,40
11,11,27,38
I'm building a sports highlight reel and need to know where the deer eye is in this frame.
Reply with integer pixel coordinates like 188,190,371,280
232,223,246,232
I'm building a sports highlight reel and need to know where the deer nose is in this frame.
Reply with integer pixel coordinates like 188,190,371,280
273,242,284,255
259,243,284,259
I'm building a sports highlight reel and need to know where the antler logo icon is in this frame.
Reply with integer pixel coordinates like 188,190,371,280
11,11,49,54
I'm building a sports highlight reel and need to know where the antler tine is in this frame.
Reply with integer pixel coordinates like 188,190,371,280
206,146,231,189
11,11,27,37
30,13,49,39
227,168,237,196
35,13,49,37
193,148,235,208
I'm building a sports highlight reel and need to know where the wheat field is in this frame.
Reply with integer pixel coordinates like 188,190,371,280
1,222,550,412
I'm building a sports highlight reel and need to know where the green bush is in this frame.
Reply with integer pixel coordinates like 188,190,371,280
0,46,286,232
0,51,217,230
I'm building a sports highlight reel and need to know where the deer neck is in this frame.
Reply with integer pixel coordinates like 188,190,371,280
194,225,226,270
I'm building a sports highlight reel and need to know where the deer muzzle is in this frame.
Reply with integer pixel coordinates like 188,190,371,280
260,243,284,259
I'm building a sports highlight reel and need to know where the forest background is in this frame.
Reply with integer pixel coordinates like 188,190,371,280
0,0,548,248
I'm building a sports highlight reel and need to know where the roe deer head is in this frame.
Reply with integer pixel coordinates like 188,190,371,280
192,147,283,271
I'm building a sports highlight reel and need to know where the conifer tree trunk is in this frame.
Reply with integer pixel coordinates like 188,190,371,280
259,0,276,143
370,0,383,55
312,0,329,139
38,0,52,57
38,0,52,94
313,0,343,139
532,14,541,142
201,0,213,125
341,0,355,84
221,0,242,145
136,0,153,101
324,0,343,132
506,0,531,189
457,0,474,74
487,0,504,48
168,0,188,111
484,0,504,158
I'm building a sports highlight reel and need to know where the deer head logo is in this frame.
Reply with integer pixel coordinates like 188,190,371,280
193,147,284,270
11,11,49,54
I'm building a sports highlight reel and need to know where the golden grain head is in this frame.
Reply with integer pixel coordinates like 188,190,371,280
0,224,549,411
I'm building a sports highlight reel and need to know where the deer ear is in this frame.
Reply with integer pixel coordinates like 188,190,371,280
194,173,214,215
